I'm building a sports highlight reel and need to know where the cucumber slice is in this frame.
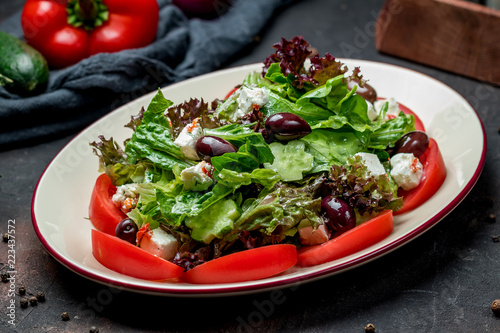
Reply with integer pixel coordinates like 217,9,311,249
263,141,314,182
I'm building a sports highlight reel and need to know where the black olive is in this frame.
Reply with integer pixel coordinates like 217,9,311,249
389,130,429,158
321,196,356,236
195,135,237,161
115,218,139,244
264,112,311,141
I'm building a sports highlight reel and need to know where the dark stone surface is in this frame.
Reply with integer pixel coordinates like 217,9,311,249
1,0,500,332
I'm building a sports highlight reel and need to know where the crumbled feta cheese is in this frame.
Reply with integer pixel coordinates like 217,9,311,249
112,183,139,213
390,153,424,191
303,58,312,73
173,118,204,160
140,228,178,261
374,97,400,118
180,161,214,191
354,152,387,177
366,100,378,121
232,86,269,121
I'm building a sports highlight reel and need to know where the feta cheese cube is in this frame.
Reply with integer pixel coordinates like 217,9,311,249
180,161,214,191
390,153,424,191
173,118,204,160
139,228,179,261
354,152,387,177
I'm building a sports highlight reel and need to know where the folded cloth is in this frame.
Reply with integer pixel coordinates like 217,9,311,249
0,0,292,150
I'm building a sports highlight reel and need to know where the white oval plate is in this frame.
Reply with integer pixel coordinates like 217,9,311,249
32,61,486,297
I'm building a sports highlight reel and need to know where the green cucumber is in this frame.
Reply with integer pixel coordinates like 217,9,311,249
263,141,314,182
0,31,49,96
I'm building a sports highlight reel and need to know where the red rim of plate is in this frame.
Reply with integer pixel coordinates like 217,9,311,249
31,62,487,297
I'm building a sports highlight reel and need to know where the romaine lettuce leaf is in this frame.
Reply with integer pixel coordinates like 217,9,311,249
125,90,195,171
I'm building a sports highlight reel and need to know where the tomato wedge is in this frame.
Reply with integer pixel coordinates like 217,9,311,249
182,244,297,284
395,138,446,215
91,229,184,280
297,210,394,267
88,173,126,235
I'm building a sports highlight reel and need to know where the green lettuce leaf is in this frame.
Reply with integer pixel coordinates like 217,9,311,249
224,182,323,244
185,198,241,244
301,128,367,168
217,168,280,190
210,137,274,175
368,111,415,149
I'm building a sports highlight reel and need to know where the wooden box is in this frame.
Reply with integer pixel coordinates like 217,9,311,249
375,0,500,85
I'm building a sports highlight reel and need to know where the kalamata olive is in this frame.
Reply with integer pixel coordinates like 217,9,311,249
321,196,356,236
115,218,139,244
264,112,311,141
196,135,237,159
389,130,429,158
346,79,377,104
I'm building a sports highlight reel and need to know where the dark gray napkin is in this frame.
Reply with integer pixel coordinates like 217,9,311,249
0,0,291,150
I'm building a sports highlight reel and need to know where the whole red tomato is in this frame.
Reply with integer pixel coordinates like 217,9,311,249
21,0,159,68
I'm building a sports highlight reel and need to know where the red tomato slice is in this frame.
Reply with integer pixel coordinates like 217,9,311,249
91,229,184,281
395,138,446,215
297,210,394,267
182,244,297,284
88,173,127,235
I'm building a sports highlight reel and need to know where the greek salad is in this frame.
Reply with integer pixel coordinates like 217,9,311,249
89,36,446,283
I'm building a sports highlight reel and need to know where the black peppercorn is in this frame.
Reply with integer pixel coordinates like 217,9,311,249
61,312,70,321
1,272,9,283
365,323,376,333
90,326,99,333
18,286,26,295
492,299,500,317
2,233,8,242
36,291,46,302
29,296,38,306
492,236,499,243
20,298,28,309
488,213,496,222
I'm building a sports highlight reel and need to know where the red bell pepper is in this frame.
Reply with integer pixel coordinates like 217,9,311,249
21,0,159,68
